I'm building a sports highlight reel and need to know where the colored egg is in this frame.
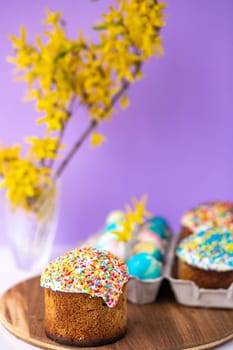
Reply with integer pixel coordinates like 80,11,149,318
105,210,125,225
149,216,169,230
137,229,164,251
127,252,162,280
95,233,127,261
103,221,122,234
132,241,163,262
146,224,166,239
145,216,170,239
144,222,166,239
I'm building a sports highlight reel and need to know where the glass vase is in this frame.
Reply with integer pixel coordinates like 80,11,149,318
4,181,60,273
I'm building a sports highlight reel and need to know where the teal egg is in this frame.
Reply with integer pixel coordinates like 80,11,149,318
149,216,169,230
127,252,161,280
145,217,170,239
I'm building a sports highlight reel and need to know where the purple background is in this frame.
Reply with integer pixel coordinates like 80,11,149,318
0,0,233,245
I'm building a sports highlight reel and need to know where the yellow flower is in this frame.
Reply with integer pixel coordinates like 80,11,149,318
4,3,166,211
0,146,21,175
132,195,151,222
26,136,65,160
44,7,62,26
8,3,166,130
120,95,129,109
0,158,52,211
7,25,27,49
112,195,152,242
90,132,107,147
113,219,135,242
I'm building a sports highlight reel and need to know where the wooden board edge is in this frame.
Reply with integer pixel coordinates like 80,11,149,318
1,277,233,350
0,317,73,350
182,332,233,350
0,294,69,350
1,306,233,350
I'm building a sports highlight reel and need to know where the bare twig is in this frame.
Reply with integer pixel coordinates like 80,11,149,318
54,119,97,179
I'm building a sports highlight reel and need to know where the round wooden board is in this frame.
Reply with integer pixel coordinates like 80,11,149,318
0,277,233,350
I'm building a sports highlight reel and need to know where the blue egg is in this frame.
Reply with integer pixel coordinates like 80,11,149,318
127,252,161,280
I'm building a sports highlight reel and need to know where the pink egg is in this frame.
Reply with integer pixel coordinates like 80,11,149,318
96,233,128,261
137,229,164,251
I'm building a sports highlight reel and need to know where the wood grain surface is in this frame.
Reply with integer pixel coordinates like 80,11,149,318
1,277,233,350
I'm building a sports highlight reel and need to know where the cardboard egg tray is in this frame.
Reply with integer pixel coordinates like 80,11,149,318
127,234,233,308
80,232,233,308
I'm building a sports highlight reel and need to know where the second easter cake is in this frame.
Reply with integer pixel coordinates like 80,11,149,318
176,230,233,289
180,201,233,240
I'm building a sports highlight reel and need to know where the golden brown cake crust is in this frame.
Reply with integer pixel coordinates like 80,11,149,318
44,286,127,347
180,226,193,240
177,259,233,289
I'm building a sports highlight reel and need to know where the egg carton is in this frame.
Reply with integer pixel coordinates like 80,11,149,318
127,234,233,308
79,231,233,308
127,233,173,305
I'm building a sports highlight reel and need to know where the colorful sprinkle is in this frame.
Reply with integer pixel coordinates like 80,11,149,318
177,230,233,271
40,247,129,308
181,201,233,233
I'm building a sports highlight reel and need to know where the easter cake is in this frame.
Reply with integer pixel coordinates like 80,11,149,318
40,247,129,346
180,201,233,240
176,230,233,289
